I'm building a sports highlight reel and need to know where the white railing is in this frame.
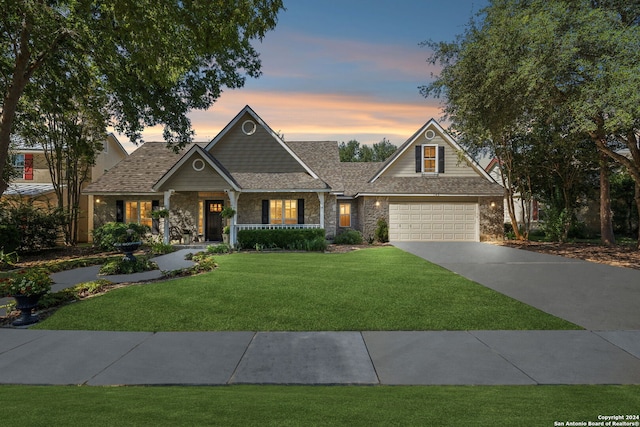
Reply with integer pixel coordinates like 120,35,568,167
236,224,321,231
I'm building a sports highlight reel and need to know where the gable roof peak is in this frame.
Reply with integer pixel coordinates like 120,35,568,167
204,105,319,179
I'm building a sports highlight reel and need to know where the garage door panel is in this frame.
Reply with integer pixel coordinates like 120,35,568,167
389,202,478,242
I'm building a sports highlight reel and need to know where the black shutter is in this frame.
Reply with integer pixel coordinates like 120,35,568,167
415,145,422,173
262,200,269,224
151,200,160,234
297,198,305,224
116,200,124,223
438,146,445,173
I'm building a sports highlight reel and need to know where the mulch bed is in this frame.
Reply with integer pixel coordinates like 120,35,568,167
497,241,640,270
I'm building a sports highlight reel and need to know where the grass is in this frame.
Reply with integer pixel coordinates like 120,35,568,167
34,247,578,331
0,385,638,426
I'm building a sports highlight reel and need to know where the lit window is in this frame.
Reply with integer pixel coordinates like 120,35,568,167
339,203,351,227
126,201,152,228
423,145,437,173
270,199,297,224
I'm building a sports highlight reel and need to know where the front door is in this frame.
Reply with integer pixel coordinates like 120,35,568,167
205,200,224,241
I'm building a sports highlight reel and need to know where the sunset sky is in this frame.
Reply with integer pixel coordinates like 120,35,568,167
116,0,488,152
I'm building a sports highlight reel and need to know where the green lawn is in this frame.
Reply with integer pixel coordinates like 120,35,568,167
1,385,638,426
35,247,578,331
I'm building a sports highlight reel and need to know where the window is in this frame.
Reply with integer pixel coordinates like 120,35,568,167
416,144,444,174
126,201,152,228
13,154,25,177
270,199,297,224
12,153,33,180
339,203,351,227
423,145,437,173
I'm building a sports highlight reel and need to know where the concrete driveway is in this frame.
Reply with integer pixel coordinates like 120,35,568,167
393,242,640,331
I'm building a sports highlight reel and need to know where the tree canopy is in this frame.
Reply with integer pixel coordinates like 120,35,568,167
422,0,640,245
339,138,397,162
0,0,284,195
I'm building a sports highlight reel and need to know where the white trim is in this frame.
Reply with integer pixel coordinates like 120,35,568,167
424,129,436,140
204,105,320,179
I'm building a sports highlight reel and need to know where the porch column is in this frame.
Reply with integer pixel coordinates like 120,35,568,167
228,190,239,246
163,189,174,244
318,192,325,229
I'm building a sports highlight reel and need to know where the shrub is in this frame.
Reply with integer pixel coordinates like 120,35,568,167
93,222,150,251
99,257,157,275
0,201,65,253
0,224,20,252
334,229,364,245
206,243,232,254
150,241,175,255
305,236,328,252
375,218,389,243
237,228,326,251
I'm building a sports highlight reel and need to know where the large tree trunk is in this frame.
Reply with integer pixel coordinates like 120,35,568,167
599,151,616,246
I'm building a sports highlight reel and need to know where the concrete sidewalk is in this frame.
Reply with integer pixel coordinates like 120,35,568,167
1,329,639,386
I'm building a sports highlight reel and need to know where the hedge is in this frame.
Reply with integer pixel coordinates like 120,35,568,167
237,228,326,250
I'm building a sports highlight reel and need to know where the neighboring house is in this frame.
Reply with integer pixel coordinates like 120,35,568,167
3,133,128,242
84,106,504,244
485,157,540,226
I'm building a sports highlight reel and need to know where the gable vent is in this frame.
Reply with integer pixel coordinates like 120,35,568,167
242,120,257,135
424,129,436,140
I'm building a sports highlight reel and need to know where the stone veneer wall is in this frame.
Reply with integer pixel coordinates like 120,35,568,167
479,196,504,241
93,195,120,228
360,197,389,241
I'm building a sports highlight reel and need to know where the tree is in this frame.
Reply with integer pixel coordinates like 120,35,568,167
339,140,361,162
0,0,285,196
339,138,397,162
18,49,108,245
422,0,640,247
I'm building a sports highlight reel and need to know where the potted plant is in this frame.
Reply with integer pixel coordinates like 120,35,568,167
113,228,143,261
222,225,230,244
0,268,53,326
151,208,169,220
220,207,236,221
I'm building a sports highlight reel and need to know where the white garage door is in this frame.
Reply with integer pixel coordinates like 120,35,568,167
389,202,478,242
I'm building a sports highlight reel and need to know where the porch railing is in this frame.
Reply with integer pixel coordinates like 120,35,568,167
236,224,322,231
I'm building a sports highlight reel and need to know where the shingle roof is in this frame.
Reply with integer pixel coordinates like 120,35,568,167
352,176,504,196
84,138,502,197
233,172,328,190
83,142,189,194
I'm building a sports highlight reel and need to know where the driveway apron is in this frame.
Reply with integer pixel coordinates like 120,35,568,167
393,242,640,331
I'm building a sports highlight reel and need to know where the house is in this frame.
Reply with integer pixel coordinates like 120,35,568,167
83,106,504,244
3,133,128,242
